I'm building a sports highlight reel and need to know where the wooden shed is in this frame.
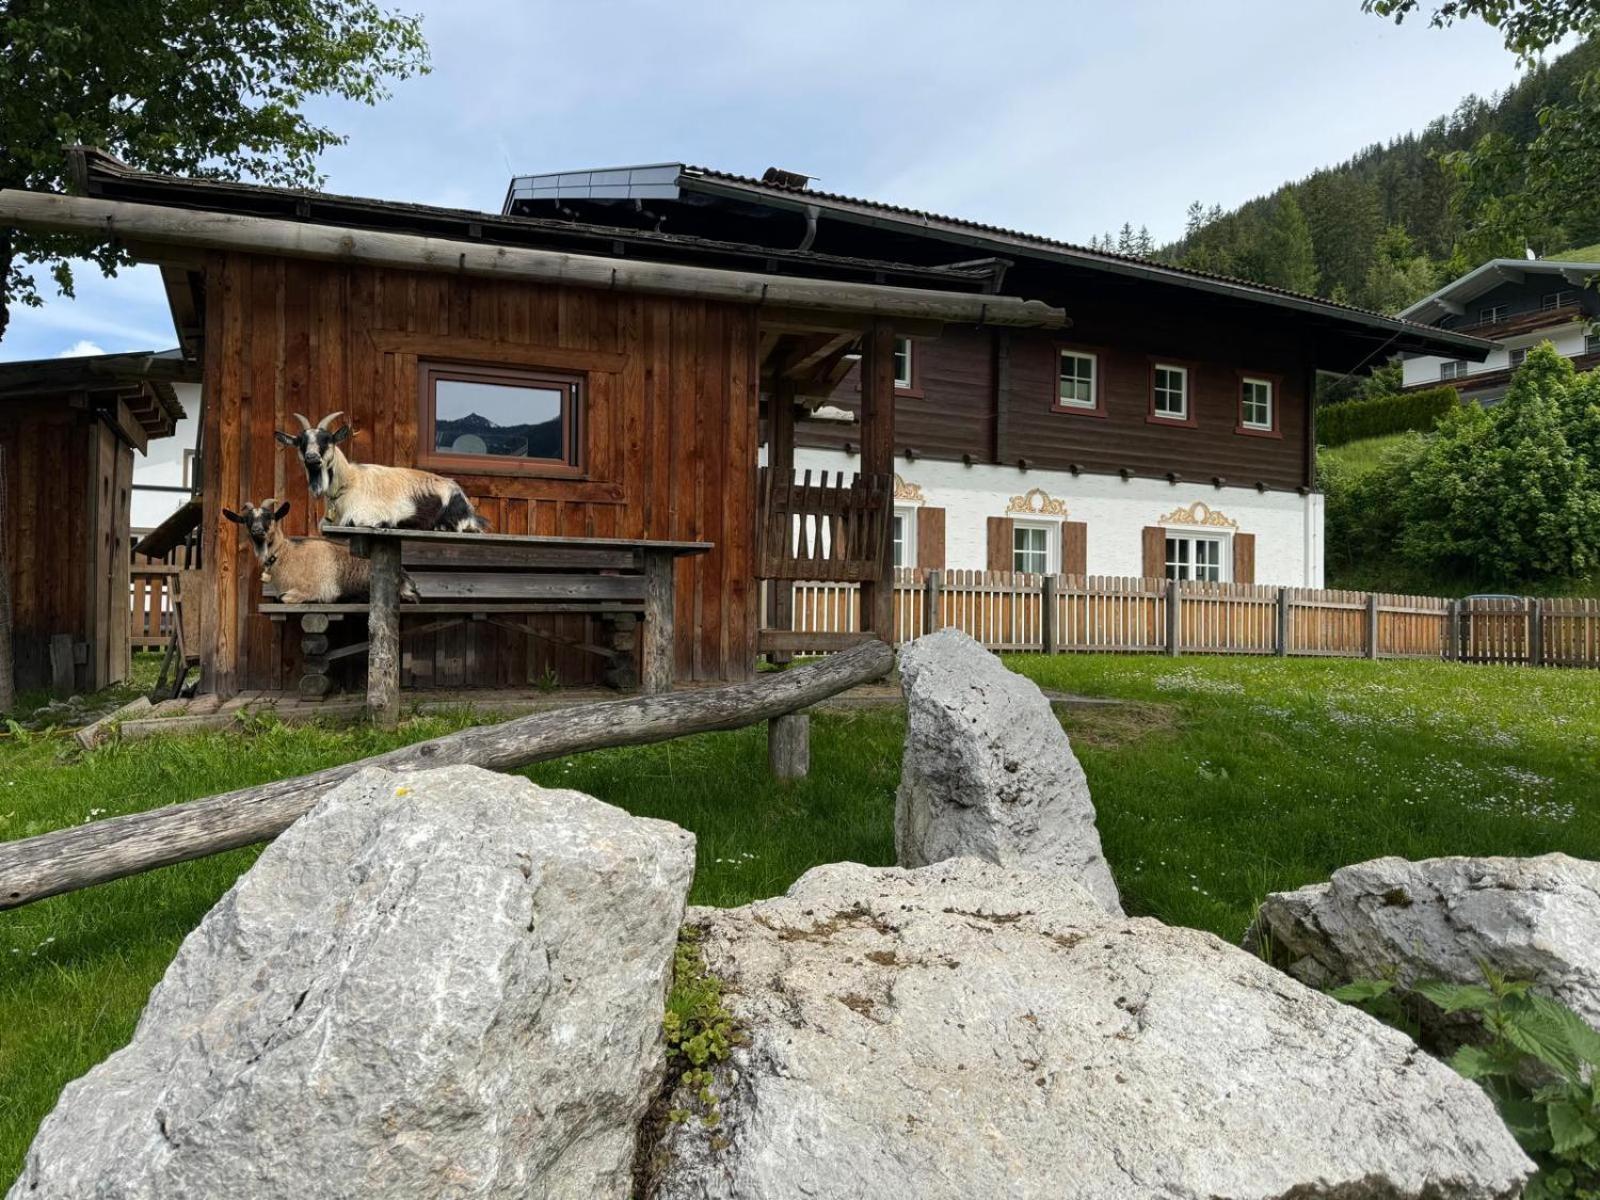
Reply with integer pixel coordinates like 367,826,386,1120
0,351,187,693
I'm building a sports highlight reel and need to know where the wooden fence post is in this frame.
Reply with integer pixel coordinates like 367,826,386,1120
768,712,810,781
1166,579,1181,657
1275,588,1290,657
1365,593,1380,661
922,569,942,637
1445,599,1460,661
1041,575,1057,654
1528,597,1543,668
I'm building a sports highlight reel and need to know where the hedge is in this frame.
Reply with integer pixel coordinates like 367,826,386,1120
1317,386,1460,447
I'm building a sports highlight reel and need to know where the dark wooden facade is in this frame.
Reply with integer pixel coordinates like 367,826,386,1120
0,359,183,693
802,303,1314,494
200,252,760,695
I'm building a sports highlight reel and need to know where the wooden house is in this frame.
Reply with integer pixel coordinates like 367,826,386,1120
0,151,1487,700
0,351,187,693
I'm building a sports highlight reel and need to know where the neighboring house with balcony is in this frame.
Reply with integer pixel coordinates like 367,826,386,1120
505,165,1490,587
1398,258,1600,405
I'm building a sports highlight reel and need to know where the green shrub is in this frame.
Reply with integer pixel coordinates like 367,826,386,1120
1318,385,1461,447
1332,971,1600,1199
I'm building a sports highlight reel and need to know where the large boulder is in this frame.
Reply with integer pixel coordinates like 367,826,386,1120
895,627,1121,913
11,764,697,1200
1247,853,1600,1032
648,858,1532,1200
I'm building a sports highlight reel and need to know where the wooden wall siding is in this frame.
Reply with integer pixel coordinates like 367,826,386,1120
797,309,1314,493
200,252,759,695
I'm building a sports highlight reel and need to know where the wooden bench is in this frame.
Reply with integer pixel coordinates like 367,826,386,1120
259,527,711,727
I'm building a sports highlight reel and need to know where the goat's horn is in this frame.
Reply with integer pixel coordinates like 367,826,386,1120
317,411,345,431
292,413,313,433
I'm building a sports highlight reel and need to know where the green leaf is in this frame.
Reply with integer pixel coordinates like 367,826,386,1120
1548,1100,1599,1156
1450,1043,1506,1080
1414,980,1497,1014
1329,979,1396,1003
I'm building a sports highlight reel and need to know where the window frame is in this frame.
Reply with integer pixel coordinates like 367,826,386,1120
1478,304,1509,325
892,505,918,570
1052,345,1105,416
1235,371,1281,438
1439,359,1469,381
1163,531,1230,583
1509,346,1529,369
892,337,918,394
1586,331,1600,356
1011,520,1055,575
417,359,585,479
1542,290,1578,312
1147,360,1197,426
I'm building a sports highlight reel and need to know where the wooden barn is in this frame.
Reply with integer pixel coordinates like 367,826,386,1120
0,351,186,693
0,152,1061,710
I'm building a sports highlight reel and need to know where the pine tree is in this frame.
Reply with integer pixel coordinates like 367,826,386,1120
1260,193,1319,294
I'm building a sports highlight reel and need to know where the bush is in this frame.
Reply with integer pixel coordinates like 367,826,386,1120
1318,385,1461,447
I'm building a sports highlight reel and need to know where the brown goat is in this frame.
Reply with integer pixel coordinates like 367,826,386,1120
223,500,419,605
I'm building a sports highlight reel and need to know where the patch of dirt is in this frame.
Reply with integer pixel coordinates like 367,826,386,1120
1059,701,1179,749
769,903,898,944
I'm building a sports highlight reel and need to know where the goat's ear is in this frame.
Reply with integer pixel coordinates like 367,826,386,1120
273,431,298,447
222,508,243,524
331,425,353,444
273,501,291,521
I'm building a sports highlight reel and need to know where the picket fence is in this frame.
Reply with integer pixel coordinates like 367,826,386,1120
782,569,1600,668
129,565,179,649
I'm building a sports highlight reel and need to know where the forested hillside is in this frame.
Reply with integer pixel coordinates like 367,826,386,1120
1141,37,1600,314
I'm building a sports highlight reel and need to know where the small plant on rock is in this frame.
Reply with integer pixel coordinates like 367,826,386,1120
1332,969,1600,1198
662,927,742,1129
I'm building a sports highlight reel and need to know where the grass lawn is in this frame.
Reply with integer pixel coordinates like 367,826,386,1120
4,653,1600,1184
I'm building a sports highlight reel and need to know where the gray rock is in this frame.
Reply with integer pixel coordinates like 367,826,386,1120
1247,853,1600,1033
649,858,1533,1200
895,628,1121,913
12,764,696,1200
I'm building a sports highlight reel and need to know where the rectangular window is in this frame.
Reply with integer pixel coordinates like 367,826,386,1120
892,508,916,569
1509,347,1529,369
1152,364,1189,420
419,361,583,477
1013,523,1051,574
1542,290,1578,311
1056,350,1098,410
1587,332,1600,356
1240,377,1273,431
1478,304,1508,324
1165,534,1226,582
1440,359,1469,381
893,338,913,390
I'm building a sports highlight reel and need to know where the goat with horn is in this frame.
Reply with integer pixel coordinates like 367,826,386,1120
275,412,488,532
223,499,420,605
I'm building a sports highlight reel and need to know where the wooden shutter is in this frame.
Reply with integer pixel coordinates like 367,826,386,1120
917,507,946,571
1233,532,1256,585
1061,521,1088,578
1141,526,1166,579
986,516,1014,572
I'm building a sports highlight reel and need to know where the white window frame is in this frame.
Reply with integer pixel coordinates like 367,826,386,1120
893,337,914,390
1152,363,1189,420
1542,290,1578,311
1164,531,1230,583
892,506,917,569
1056,349,1098,410
1012,521,1055,575
1440,359,1469,381
1478,304,1508,324
1586,332,1600,356
1509,347,1529,369
1240,376,1274,431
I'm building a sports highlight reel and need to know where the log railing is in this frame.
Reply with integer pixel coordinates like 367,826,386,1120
764,570,1600,668
756,468,892,583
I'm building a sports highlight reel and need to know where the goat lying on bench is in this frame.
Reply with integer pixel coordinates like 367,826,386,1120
225,500,419,605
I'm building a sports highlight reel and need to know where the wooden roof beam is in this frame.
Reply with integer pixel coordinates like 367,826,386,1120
782,332,856,379
0,191,1070,330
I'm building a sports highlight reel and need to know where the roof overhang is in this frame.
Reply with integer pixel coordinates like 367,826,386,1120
0,187,1067,332
0,349,189,443
1401,258,1600,325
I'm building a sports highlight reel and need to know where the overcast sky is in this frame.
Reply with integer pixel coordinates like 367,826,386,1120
2,0,1528,362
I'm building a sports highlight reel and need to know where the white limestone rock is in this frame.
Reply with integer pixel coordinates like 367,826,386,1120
1247,852,1600,1034
895,627,1121,913
11,764,697,1200
648,858,1533,1200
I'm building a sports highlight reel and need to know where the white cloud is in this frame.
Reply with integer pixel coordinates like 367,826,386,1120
56,339,106,358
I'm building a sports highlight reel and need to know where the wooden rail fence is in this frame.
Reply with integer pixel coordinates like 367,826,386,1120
130,565,179,649
769,570,1600,667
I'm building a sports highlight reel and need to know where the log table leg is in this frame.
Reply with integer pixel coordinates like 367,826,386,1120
299,612,333,700
768,712,810,780
641,550,675,695
366,539,402,729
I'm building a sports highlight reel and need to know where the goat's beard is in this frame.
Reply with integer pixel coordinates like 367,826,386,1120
305,461,329,497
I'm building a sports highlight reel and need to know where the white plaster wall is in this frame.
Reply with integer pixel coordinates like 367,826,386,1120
131,382,201,530
794,447,1324,587
1401,322,1589,388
